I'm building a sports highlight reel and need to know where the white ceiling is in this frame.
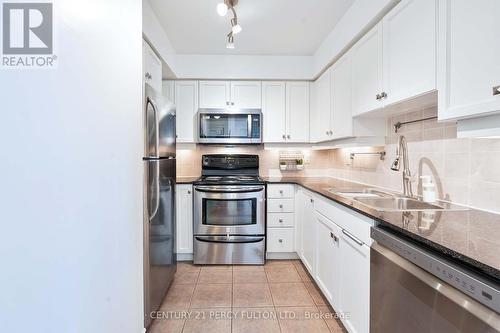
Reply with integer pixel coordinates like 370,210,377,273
148,0,355,56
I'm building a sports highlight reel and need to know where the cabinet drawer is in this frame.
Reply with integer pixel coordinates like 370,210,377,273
267,184,295,198
267,228,294,253
267,199,294,213
267,212,294,227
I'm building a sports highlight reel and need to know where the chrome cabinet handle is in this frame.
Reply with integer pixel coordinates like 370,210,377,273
380,92,387,99
342,229,364,246
376,94,381,100
145,72,152,80
328,131,333,135
282,134,286,139
187,190,191,194
310,198,314,203
330,232,338,242
231,102,235,105
226,101,230,105
287,134,291,139
494,85,500,96
325,131,329,135
279,204,283,208
278,239,283,243
279,218,283,223
279,190,283,194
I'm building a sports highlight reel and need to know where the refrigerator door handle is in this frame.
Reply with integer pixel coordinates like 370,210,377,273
149,162,161,222
146,96,160,157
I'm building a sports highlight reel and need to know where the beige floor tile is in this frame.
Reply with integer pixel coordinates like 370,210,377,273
264,260,295,269
198,266,232,284
177,262,201,273
160,284,195,310
293,262,312,282
148,313,186,333
182,308,231,333
173,270,199,285
190,284,232,309
276,306,330,333
318,306,348,333
265,266,302,283
232,307,281,333
233,283,274,307
233,266,267,284
304,281,328,306
269,283,315,307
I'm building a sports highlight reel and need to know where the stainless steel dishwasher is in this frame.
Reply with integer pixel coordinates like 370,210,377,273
371,227,500,333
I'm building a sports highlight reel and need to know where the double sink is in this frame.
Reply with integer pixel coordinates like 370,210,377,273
328,188,464,212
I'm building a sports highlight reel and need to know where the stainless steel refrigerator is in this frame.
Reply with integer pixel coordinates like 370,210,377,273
143,83,176,328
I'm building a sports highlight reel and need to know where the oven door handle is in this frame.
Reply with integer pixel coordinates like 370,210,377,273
194,185,264,193
195,236,265,244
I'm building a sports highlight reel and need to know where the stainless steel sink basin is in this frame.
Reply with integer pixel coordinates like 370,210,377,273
327,188,391,198
352,197,445,211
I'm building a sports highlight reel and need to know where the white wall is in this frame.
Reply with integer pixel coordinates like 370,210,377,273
0,1,144,333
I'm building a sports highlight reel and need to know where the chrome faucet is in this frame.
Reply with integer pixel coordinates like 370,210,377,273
391,135,413,197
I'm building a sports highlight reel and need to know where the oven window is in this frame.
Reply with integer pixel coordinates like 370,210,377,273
202,198,256,226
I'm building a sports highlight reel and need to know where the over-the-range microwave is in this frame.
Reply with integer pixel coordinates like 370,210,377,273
198,109,262,144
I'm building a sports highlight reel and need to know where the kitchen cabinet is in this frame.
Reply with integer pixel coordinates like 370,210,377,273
198,81,231,109
314,211,342,308
382,0,437,107
351,23,383,117
310,69,332,142
175,184,193,255
300,192,315,273
262,81,310,143
143,41,162,93
331,55,353,139
262,82,287,142
339,230,370,333
438,0,500,120
162,80,175,103
267,184,296,256
267,228,295,253
175,81,198,143
199,81,261,109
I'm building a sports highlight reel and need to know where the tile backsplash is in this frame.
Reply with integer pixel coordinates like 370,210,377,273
177,107,500,214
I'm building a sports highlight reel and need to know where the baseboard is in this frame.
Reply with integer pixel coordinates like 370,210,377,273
177,253,193,261
266,252,299,260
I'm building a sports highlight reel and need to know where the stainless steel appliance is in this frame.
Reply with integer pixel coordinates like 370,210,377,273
371,226,500,333
198,109,262,144
193,154,265,264
143,83,176,328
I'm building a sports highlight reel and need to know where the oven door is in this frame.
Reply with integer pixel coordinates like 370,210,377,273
198,109,262,144
194,185,265,235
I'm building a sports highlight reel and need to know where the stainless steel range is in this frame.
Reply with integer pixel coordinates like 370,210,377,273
193,154,265,265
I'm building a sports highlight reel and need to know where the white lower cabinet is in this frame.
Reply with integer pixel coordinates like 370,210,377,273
267,228,294,253
266,184,296,256
339,230,370,333
300,191,316,273
314,212,342,307
175,184,193,256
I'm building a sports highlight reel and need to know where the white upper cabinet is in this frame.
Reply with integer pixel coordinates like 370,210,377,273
438,0,500,120
286,82,310,142
262,81,310,143
143,41,162,93
162,80,175,104
199,81,231,108
199,81,261,109
310,69,332,142
351,23,384,116
383,0,437,106
175,81,199,143
262,82,287,142
231,81,262,109
331,55,353,140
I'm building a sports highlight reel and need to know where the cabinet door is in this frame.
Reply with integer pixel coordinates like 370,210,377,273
294,189,305,257
231,81,262,109
351,23,383,116
262,82,287,142
310,69,332,143
162,80,175,104
331,56,353,139
339,231,370,333
438,0,500,120
143,41,162,93
175,185,193,254
383,0,436,106
314,212,342,308
286,82,310,142
199,81,231,108
300,194,315,273
175,81,199,143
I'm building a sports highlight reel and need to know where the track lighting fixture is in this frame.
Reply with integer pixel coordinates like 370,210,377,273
216,0,241,48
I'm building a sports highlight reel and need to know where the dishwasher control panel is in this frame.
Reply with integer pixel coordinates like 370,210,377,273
371,227,500,314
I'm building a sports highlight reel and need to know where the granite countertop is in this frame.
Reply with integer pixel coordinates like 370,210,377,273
264,177,500,282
